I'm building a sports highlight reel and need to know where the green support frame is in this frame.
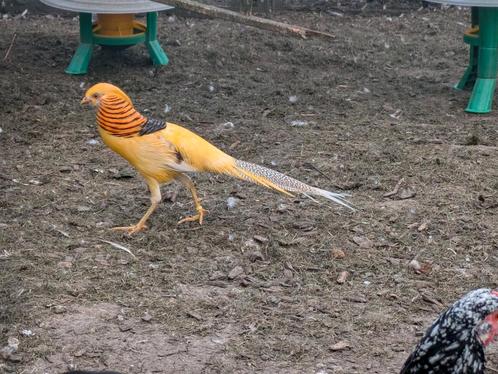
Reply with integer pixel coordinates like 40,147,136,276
455,7,479,91
456,7,498,114
65,12,169,75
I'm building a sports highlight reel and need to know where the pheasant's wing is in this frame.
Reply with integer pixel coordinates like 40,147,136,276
157,123,236,173
132,132,199,175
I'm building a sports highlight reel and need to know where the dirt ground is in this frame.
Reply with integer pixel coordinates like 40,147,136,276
1,1,498,373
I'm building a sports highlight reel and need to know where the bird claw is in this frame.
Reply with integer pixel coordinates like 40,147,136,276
111,223,148,235
177,207,208,225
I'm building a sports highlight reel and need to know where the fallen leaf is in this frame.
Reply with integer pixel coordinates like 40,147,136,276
399,188,416,200
336,271,349,284
417,221,428,231
228,266,244,280
330,248,346,259
352,236,373,249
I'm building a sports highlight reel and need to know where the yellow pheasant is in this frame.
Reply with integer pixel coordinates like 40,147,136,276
81,83,353,234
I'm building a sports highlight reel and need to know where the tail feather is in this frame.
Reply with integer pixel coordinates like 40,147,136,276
226,159,354,210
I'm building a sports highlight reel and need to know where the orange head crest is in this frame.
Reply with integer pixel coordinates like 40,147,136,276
81,83,132,107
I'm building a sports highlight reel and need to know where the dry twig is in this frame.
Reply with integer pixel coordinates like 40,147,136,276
153,0,335,39
383,177,404,198
3,33,17,61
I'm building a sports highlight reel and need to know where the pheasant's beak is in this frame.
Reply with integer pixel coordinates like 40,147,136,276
80,96,91,105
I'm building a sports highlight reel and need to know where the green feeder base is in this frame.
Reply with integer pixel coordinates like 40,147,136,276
457,7,498,113
466,78,496,113
65,11,169,75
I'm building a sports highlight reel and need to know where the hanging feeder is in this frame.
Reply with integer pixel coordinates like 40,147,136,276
40,0,174,74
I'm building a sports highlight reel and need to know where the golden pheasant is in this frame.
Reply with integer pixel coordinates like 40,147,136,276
81,83,353,234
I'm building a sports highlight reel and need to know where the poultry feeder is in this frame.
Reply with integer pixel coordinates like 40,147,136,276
40,0,174,74
426,0,498,113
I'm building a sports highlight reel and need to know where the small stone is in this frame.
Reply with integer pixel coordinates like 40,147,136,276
218,122,235,131
227,197,238,209
330,248,346,259
228,266,244,280
277,203,288,212
408,259,421,272
336,271,349,284
246,250,264,262
7,338,18,350
108,167,135,179
243,239,260,249
0,347,13,361
52,305,66,314
288,95,298,103
76,205,91,212
86,139,98,145
20,329,33,337
141,312,152,322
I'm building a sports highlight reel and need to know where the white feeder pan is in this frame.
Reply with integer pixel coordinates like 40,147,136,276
40,0,173,14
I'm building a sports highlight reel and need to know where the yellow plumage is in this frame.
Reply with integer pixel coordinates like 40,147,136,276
82,83,353,234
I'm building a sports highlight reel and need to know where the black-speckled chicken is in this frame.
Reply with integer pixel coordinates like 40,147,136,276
401,288,498,374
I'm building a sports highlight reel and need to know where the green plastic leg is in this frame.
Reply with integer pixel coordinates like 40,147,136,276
466,8,498,113
466,78,496,113
66,13,94,75
456,7,479,90
145,12,169,65
456,47,477,90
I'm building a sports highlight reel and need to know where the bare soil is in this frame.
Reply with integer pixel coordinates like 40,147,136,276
1,2,498,373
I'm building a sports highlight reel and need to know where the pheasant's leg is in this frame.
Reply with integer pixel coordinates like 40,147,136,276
175,174,208,225
112,178,161,235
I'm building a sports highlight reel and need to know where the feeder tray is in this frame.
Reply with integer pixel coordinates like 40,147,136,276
40,0,174,74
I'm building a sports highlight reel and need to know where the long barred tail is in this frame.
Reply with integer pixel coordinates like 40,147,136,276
226,159,354,210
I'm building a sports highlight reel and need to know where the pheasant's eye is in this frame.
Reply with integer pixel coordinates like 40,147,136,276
92,93,99,99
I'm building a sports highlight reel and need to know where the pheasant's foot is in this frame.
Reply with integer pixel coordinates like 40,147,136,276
177,207,208,225
111,223,148,235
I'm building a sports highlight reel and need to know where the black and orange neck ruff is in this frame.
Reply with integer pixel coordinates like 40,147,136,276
97,95,146,137
97,95,167,138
